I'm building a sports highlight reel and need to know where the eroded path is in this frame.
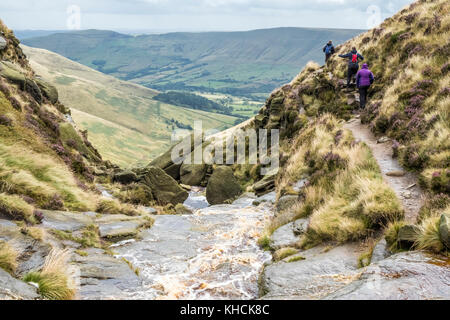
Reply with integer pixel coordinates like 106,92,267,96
344,118,425,223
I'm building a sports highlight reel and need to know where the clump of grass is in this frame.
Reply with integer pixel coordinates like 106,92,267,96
21,226,45,241
96,199,144,216
414,216,445,253
23,249,76,300
385,221,407,253
121,257,140,276
273,247,298,261
258,234,272,251
75,250,88,257
51,225,103,249
0,241,18,274
0,193,36,223
286,255,305,263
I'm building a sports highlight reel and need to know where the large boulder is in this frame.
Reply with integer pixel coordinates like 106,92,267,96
113,170,138,185
439,213,449,249
180,163,208,186
252,172,277,196
206,166,242,205
143,166,188,205
0,62,42,103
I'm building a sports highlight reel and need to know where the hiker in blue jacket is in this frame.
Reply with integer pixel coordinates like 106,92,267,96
323,41,335,63
339,47,364,88
356,63,375,110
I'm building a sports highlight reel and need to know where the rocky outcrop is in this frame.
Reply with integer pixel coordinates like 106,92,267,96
252,172,277,196
206,166,242,205
143,166,188,205
0,36,6,50
35,78,58,104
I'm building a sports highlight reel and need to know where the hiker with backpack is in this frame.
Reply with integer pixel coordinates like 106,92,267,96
356,63,375,110
323,41,335,63
339,47,364,88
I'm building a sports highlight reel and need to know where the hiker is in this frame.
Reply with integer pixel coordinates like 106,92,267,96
356,63,375,110
323,40,335,63
339,47,364,88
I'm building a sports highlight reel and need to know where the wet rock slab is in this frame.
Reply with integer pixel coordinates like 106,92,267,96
326,251,450,300
0,268,39,300
41,210,94,232
261,244,361,300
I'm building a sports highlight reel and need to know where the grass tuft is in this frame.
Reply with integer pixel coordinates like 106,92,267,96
0,241,18,274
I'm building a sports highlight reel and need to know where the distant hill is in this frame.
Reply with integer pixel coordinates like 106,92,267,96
23,27,364,97
22,45,239,167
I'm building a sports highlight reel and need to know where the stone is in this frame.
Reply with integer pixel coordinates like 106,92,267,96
276,195,298,213
377,136,391,144
325,251,450,300
0,37,6,51
206,166,242,205
270,222,300,250
252,191,277,206
180,163,208,186
386,171,406,177
35,78,58,104
98,220,142,241
397,225,420,250
175,204,193,215
41,210,93,232
252,173,276,196
370,238,390,264
292,219,309,236
0,268,39,300
143,166,188,205
113,170,138,185
439,213,449,249
292,179,308,193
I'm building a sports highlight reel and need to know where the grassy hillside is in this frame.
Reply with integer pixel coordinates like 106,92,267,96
22,45,239,167
22,27,364,98
222,0,449,255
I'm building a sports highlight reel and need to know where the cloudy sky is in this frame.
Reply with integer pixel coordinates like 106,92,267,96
1,0,415,32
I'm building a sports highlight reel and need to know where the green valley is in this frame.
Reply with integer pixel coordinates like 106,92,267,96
22,27,364,98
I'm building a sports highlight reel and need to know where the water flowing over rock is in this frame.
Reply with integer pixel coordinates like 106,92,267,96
102,194,273,300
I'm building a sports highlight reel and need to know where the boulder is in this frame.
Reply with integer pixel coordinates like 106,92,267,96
35,79,58,104
397,225,420,250
113,170,138,185
292,219,309,236
276,195,298,213
41,210,93,232
0,37,6,51
206,166,242,205
180,163,207,186
0,268,39,300
371,238,390,264
439,213,449,249
143,166,188,205
252,173,276,196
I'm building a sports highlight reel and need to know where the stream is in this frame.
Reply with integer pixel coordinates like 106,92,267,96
111,190,274,300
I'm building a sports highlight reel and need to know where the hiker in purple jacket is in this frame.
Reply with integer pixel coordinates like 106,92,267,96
356,63,374,110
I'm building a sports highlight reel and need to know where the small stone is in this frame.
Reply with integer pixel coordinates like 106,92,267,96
386,171,406,177
439,213,449,249
377,136,391,144
406,184,416,190
292,219,309,236
0,37,7,50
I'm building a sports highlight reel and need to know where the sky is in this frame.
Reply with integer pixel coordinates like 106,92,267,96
1,0,415,32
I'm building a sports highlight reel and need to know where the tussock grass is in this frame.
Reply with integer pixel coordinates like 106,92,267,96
385,221,407,253
415,216,445,253
271,115,403,248
23,249,76,300
0,193,35,223
273,247,298,262
96,199,145,216
0,241,18,274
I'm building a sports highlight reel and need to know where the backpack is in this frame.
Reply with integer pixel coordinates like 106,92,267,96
351,53,358,63
325,45,333,55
